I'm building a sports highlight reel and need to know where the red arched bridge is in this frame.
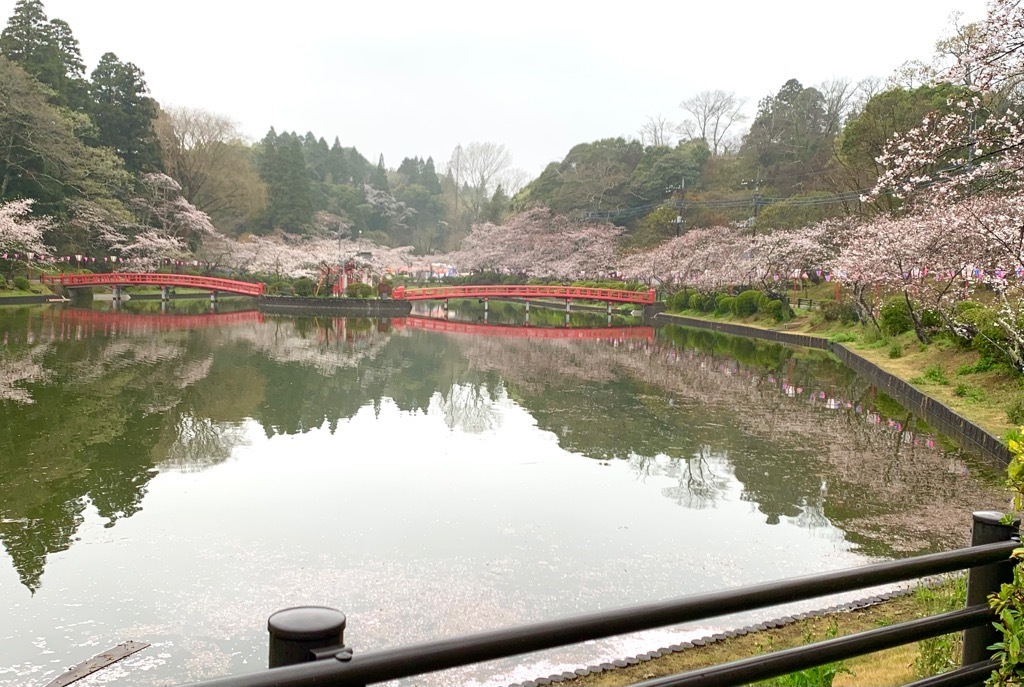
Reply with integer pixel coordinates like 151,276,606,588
41,272,264,297
392,285,656,305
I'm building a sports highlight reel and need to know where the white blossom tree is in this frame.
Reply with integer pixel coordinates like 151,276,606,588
0,198,50,256
446,208,622,280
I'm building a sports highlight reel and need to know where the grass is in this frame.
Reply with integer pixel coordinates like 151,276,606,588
0,285,57,298
566,581,963,687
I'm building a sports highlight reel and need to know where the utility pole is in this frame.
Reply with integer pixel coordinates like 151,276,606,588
667,176,685,237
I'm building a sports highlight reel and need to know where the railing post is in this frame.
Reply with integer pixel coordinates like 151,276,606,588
268,606,347,668
963,511,1018,669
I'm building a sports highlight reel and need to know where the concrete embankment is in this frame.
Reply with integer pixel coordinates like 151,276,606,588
0,295,69,306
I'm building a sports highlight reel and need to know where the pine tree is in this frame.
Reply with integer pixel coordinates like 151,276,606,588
88,52,162,173
0,2,86,109
0,0,54,82
256,129,312,232
371,153,389,191
422,157,442,195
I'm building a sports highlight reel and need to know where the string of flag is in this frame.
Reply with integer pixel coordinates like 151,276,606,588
0,253,215,268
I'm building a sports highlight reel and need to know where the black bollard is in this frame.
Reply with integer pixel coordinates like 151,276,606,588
268,606,347,668
962,511,1018,670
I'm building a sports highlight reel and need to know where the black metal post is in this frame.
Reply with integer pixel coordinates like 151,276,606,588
268,606,347,668
962,511,1018,670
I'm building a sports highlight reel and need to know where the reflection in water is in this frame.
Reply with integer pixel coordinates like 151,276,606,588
0,305,1009,686
639,447,731,511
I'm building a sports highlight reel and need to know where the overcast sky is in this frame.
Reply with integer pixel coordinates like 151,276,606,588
2,0,991,177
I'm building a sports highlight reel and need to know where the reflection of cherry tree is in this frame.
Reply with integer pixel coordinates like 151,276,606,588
636,448,732,510
447,330,1001,550
435,383,503,434
0,356,48,403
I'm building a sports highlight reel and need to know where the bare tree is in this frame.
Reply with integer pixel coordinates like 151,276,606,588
638,114,674,147
819,78,858,135
849,76,885,117
446,141,515,222
677,90,747,156
155,106,266,234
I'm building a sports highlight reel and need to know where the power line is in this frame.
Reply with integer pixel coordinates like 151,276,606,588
581,188,871,221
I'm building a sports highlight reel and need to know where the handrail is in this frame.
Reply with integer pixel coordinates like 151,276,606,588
178,535,1018,687
392,284,657,305
632,605,991,687
40,273,265,297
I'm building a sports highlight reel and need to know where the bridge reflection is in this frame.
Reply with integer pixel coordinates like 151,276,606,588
39,307,264,338
394,316,654,341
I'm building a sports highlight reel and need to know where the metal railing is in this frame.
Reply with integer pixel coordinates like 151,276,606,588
179,512,1019,687
40,272,265,297
392,285,657,305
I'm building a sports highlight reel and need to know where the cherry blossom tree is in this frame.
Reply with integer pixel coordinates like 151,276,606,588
617,227,746,292
446,208,623,280
874,0,1024,204
863,0,1024,366
0,198,49,255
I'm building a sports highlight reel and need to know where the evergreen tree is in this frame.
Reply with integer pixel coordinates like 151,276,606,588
0,2,87,109
88,52,162,173
422,157,442,195
396,156,422,185
482,184,509,223
256,129,312,232
371,153,389,191
740,79,834,195
45,18,86,109
0,1,54,83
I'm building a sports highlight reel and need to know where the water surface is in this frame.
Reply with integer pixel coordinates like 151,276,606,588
0,303,1006,686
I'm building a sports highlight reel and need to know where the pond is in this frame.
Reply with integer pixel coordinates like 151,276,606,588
0,301,1008,686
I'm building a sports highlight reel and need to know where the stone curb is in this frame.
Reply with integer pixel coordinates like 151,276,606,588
505,581,946,687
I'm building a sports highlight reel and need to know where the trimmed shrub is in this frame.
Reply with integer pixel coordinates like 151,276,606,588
666,291,687,311
13,276,30,291
716,296,735,315
820,299,859,323
346,282,375,298
766,299,787,322
1008,396,1024,425
733,290,762,317
293,277,315,297
879,295,914,336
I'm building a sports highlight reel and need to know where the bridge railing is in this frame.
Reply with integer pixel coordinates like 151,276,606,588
41,273,264,297
177,511,1018,687
392,285,656,304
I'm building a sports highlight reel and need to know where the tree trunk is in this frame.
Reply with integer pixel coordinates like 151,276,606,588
903,290,931,344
